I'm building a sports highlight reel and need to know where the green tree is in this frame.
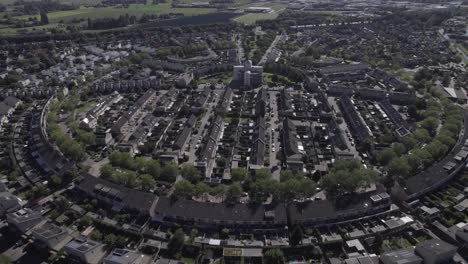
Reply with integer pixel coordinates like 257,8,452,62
321,160,379,195
167,229,185,257
139,174,156,191
263,249,285,264
226,182,243,204
231,168,248,182
161,162,178,182
255,168,271,181
173,180,194,199
104,234,117,248
194,182,210,198
100,163,114,179
146,159,161,179
290,225,303,246
388,158,410,177
40,11,49,25
392,143,406,156
180,164,202,183
90,230,103,241
377,148,397,165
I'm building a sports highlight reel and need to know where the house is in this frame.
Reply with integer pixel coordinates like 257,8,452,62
6,208,44,233
282,118,303,171
64,236,106,264
232,60,263,88
177,72,194,88
223,247,262,264
380,248,422,264
0,193,22,217
3,96,22,109
338,96,371,143
32,222,72,251
415,239,457,264
103,248,152,264
80,92,122,131
250,117,266,168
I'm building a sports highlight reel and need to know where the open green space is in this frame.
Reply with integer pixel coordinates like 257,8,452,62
234,2,286,24
15,3,216,23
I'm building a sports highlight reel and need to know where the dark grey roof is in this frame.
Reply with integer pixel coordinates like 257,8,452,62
173,127,191,150
0,102,11,116
339,95,370,142
380,248,422,264
153,197,287,226
77,174,156,213
415,239,457,256
3,96,21,107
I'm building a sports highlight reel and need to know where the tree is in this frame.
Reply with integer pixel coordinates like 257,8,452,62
210,185,225,197
290,225,303,246
90,230,103,241
193,182,210,198
100,163,114,179
255,168,271,181
180,164,202,183
173,180,194,199
377,148,397,166
139,174,156,191
77,216,92,230
104,234,117,248
392,143,406,156
167,229,185,257
161,162,178,182
109,151,134,170
321,160,379,195
280,170,296,182
388,158,410,178
226,182,243,204
263,249,285,264
40,11,49,25
231,168,248,182
413,128,431,143
146,159,161,179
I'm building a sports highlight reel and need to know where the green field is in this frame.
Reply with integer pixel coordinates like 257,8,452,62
14,2,216,23
234,2,286,24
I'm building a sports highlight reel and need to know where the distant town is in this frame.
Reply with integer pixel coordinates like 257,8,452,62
0,0,468,264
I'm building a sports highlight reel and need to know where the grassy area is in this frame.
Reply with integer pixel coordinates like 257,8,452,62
14,2,216,23
198,72,232,85
394,69,415,82
0,23,62,34
234,11,280,24
234,2,286,24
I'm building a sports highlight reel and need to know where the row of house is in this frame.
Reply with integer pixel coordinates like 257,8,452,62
0,96,21,131
92,78,162,95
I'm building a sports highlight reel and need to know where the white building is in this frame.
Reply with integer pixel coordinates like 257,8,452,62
232,60,263,88
6,208,44,233
64,236,106,264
